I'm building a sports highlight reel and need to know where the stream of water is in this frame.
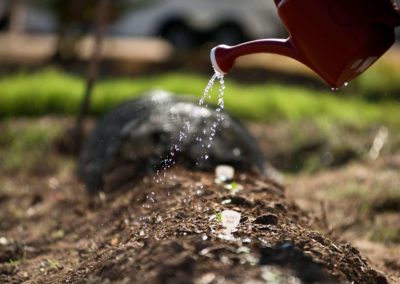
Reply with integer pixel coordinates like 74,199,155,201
198,72,225,160
153,71,225,184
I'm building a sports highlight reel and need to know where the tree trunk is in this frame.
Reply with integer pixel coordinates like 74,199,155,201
59,0,110,155
9,0,25,34
76,0,109,131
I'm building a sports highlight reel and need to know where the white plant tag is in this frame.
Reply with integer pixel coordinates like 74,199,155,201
221,210,241,233
215,165,235,183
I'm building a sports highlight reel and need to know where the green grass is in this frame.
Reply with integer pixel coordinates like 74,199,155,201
353,59,400,100
1,68,400,128
370,226,400,244
0,119,63,172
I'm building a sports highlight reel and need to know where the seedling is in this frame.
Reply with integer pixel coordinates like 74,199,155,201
224,181,243,193
217,212,222,222
47,259,62,271
230,182,238,190
8,258,22,267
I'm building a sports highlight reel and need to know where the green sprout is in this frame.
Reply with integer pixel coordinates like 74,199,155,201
230,182,238,191
47,259,62,270
8,258,21,267
217,212,222,222
225,181,243,193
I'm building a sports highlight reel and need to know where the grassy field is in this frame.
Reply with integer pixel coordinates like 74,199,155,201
1,68,400,129
351,49,400,99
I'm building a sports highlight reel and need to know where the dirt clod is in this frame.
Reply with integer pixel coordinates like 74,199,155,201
254,214,279,226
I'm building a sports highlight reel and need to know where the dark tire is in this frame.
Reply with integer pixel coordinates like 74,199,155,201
159,22,198,49
211,23,246,45
0,14,9,31
78,91,266,193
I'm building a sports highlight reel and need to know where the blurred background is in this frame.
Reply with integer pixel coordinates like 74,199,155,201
1,0,400,280
0,0,284,63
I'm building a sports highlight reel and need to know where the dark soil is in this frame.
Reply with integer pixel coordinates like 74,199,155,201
1,117,398,283
0,165,389,284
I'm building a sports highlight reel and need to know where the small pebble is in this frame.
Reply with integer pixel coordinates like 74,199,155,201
0,237,9,245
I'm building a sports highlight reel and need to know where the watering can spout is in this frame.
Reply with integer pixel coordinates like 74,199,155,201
211,39,301,75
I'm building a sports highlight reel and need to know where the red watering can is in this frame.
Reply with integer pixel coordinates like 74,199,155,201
211,0,400,88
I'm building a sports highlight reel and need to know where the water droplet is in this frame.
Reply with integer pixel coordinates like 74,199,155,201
233,148,241,156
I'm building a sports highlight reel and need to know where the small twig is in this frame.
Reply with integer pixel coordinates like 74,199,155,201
320,200,330,232
76,0,109,131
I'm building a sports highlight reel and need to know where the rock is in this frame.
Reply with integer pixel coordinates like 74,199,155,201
78,91,265,193
254,214,279,226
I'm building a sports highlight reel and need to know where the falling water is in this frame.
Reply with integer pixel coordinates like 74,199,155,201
199,72,223,106
154,70,226,183
198,71,225,160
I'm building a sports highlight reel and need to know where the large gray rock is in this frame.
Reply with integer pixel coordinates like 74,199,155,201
78,91,265,193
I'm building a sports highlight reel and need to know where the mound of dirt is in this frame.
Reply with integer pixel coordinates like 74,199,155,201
0,167,389,284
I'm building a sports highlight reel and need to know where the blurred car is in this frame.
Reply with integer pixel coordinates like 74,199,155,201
0,1,10,31
108,0,285,48
0,0,284,48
